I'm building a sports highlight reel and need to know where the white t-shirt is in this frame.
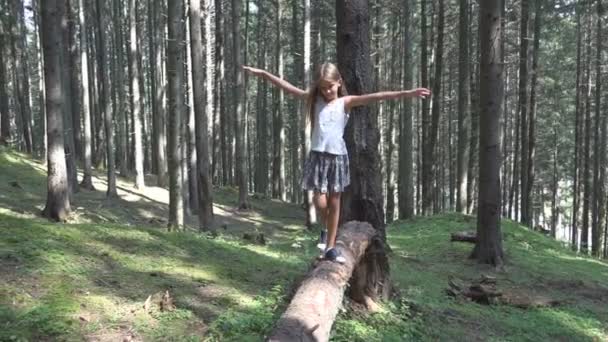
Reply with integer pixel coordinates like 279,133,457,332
311,97,350,155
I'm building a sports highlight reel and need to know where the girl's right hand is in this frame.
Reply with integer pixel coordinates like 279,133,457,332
242,65,265,77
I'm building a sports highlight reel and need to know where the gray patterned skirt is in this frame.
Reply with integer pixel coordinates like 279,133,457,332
301,151,350,193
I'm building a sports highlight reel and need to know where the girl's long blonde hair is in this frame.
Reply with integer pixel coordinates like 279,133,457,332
306,63,348,130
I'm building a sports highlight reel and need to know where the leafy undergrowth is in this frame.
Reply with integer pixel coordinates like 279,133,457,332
1,147,607,341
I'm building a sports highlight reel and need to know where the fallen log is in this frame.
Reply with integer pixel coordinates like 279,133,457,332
268,221,378,342
450,231,477,243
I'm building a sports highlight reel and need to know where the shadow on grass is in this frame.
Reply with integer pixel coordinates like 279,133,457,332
0,212,308,340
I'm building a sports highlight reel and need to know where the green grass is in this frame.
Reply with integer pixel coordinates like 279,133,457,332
1,147,607,341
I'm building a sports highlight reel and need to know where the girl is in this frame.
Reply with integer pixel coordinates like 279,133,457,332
243,63,430,263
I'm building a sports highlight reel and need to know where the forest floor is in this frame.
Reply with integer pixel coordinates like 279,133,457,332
1,146,607,341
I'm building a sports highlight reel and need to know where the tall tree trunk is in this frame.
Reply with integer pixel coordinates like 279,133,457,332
592,0,603,257
456,0,470,213
290,0,301,204
429,0,444,214
152,0,168,187
204,0,215,186
167,0,184,228
112,0,128,178
420,0,431,215
41,0,71,222
337,0,391,304
581,14,592,254
60,0,78,195
68,1,82,163
232,0,249,209
398,0,414,220
129,0,145,189
190,0,214,230
551,128,558,237
272,0,286,202
385,19,397,223
11,0,34,154
572,6,582,251
303,0,316,227
185,14,199,214
0,23,10,141
96,0,117,197
518,0,531,227
92,0,104,169
527,0,541,229
472,0,504,266
78,0,94,190
212,0,223,184
254,4,268,195
33,0,46,159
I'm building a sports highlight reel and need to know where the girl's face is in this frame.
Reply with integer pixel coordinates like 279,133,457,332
319,78,341,102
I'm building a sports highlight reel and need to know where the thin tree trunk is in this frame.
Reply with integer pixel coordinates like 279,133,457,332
429,0,444,214
456,0,470,213
129,0,145,189
272,0,286,202
60,0,78,195
527,0,541,230
42,0,71,221
232,0,249,209
551,128,558,237
581,14,592,254
11,0,34,153
0,23,10,142
303,0,316,227
68,1,82,162
519,0,531,227
592,0,603,257
185,15,199,214
190,0,214,230
420,0,431,215
96,0,117,197
167,0,185,228
202,0,214,187
467,7,479,214
112,0,128,178
572,5,582,251
290,0,301,204
398,0,414,220
78,0,94,190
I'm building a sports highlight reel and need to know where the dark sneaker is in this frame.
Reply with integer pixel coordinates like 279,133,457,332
317,229,328,251
324,248,346,264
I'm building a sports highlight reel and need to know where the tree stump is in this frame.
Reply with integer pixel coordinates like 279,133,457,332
268,221,378,342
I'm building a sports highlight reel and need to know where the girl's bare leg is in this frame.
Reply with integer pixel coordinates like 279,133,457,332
313,192,329,230
326,192,341,249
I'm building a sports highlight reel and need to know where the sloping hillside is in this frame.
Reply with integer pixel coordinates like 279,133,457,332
1,147,607,341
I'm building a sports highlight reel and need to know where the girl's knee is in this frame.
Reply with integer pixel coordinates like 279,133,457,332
314,193,328,209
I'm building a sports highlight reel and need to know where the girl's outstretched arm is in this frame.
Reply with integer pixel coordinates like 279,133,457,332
242,66,308,99
344,88,431,112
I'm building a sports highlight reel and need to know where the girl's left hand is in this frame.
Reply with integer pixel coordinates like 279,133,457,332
412,88,431,99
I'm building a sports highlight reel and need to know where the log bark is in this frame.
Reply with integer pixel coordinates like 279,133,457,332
268,221,377,342
451,231,477,243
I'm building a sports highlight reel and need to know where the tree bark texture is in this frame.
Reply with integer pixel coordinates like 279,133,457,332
129,0,145,189
472,0,504,266
231,0,249,209
189,0,214,230
96,0,117,197
456,0,470,213
41,0,71,221
336,0,390,303
167,0,185,228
